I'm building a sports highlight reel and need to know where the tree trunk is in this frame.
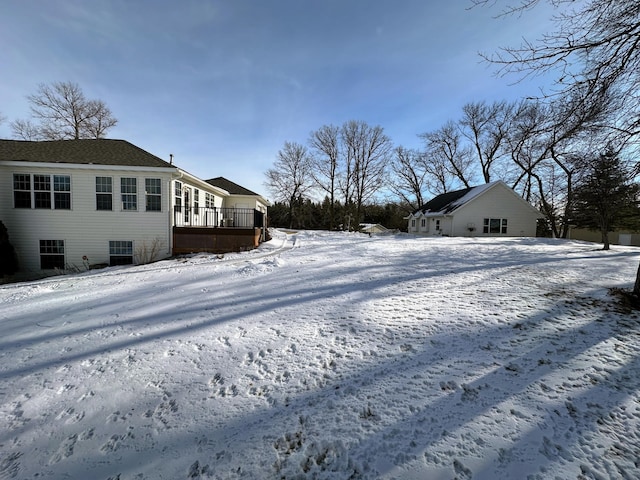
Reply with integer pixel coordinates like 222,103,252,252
634,261,640,297
601,229,610,250
288,200,294,229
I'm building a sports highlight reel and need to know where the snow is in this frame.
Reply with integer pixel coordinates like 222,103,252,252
1,230,639,480
448,181,497,210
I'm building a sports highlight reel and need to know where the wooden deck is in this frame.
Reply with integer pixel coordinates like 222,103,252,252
172,227,263,255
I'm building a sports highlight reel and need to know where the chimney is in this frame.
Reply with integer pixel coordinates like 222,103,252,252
169,154,173,165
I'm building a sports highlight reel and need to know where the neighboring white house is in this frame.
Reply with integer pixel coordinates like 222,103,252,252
0,139,269,277
407,181,542,237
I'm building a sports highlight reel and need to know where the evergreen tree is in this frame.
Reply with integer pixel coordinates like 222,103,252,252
0,221,19,277
572,149,640,250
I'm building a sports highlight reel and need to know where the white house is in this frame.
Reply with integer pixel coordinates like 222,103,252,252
407,181,542,237
206,177,269,232
0,139,269,277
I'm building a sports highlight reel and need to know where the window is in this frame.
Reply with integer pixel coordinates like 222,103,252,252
483,218,508,234
205,192,214,209
13,174,31,208
435,219,441,231
109,240,134,266
411,219,416,228
121,178,137,211
40,240,65,269
96,176,113,210
34,174,51,208
194,189,200,214
174,181,182,211
14,174,70,209
145,178,162,212
54,175,71,209
421,218,426,227
183,188,191,223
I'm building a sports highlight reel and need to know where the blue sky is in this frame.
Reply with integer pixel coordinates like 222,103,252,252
0,1,556,197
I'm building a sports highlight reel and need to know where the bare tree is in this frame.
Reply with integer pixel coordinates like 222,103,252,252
340,120,392,228
11,119,42,141
11,81,117,140
459,100,513,183
474,0,640,296
264,141,315,229
474,0,640,147
423,151,456,196
83,99,118,139
388,146,428,211
308,124,341,230
505,90,609,238
420,121,475,189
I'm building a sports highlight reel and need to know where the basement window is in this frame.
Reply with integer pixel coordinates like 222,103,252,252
109,240,134,266
40,240,65,269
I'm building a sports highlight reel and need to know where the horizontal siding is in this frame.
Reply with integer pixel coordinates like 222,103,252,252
568,228,640,246
409,216,451,235
452,184,539,237
1,165,173,274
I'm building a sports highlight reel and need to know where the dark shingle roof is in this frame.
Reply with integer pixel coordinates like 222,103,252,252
414,186,474,214
0,139,173,168
205,176,259,196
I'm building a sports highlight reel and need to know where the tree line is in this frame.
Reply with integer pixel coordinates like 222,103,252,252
2,1,640,297
265,0,640,299
265,97,639,239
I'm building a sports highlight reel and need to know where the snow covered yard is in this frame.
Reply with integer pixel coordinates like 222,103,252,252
1,230,639,480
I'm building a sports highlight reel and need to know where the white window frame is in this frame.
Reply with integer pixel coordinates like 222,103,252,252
121,177,137,211
109,240,134,266
13,173,31,208
483,218,508,234
96,176,113,211
39,239,65,269
14,174,71,210
205,192,215,209
145,178,162,212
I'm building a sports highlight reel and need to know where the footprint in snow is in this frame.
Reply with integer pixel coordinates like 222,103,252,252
49,434,77,464
453,459,473,479
100,427,135,453
0,452,22,478
56,406,85,424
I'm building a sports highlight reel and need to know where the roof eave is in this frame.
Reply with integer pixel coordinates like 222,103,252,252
0,159,178,173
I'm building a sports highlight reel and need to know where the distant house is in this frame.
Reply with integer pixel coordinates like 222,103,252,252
407,180,541,237
0,139,269,277
360,223,389,234
567,228,640,247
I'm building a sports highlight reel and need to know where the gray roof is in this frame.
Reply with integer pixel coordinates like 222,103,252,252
206,176,259,196
413,181,541,217
0,139,174,168
413,187,475,215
